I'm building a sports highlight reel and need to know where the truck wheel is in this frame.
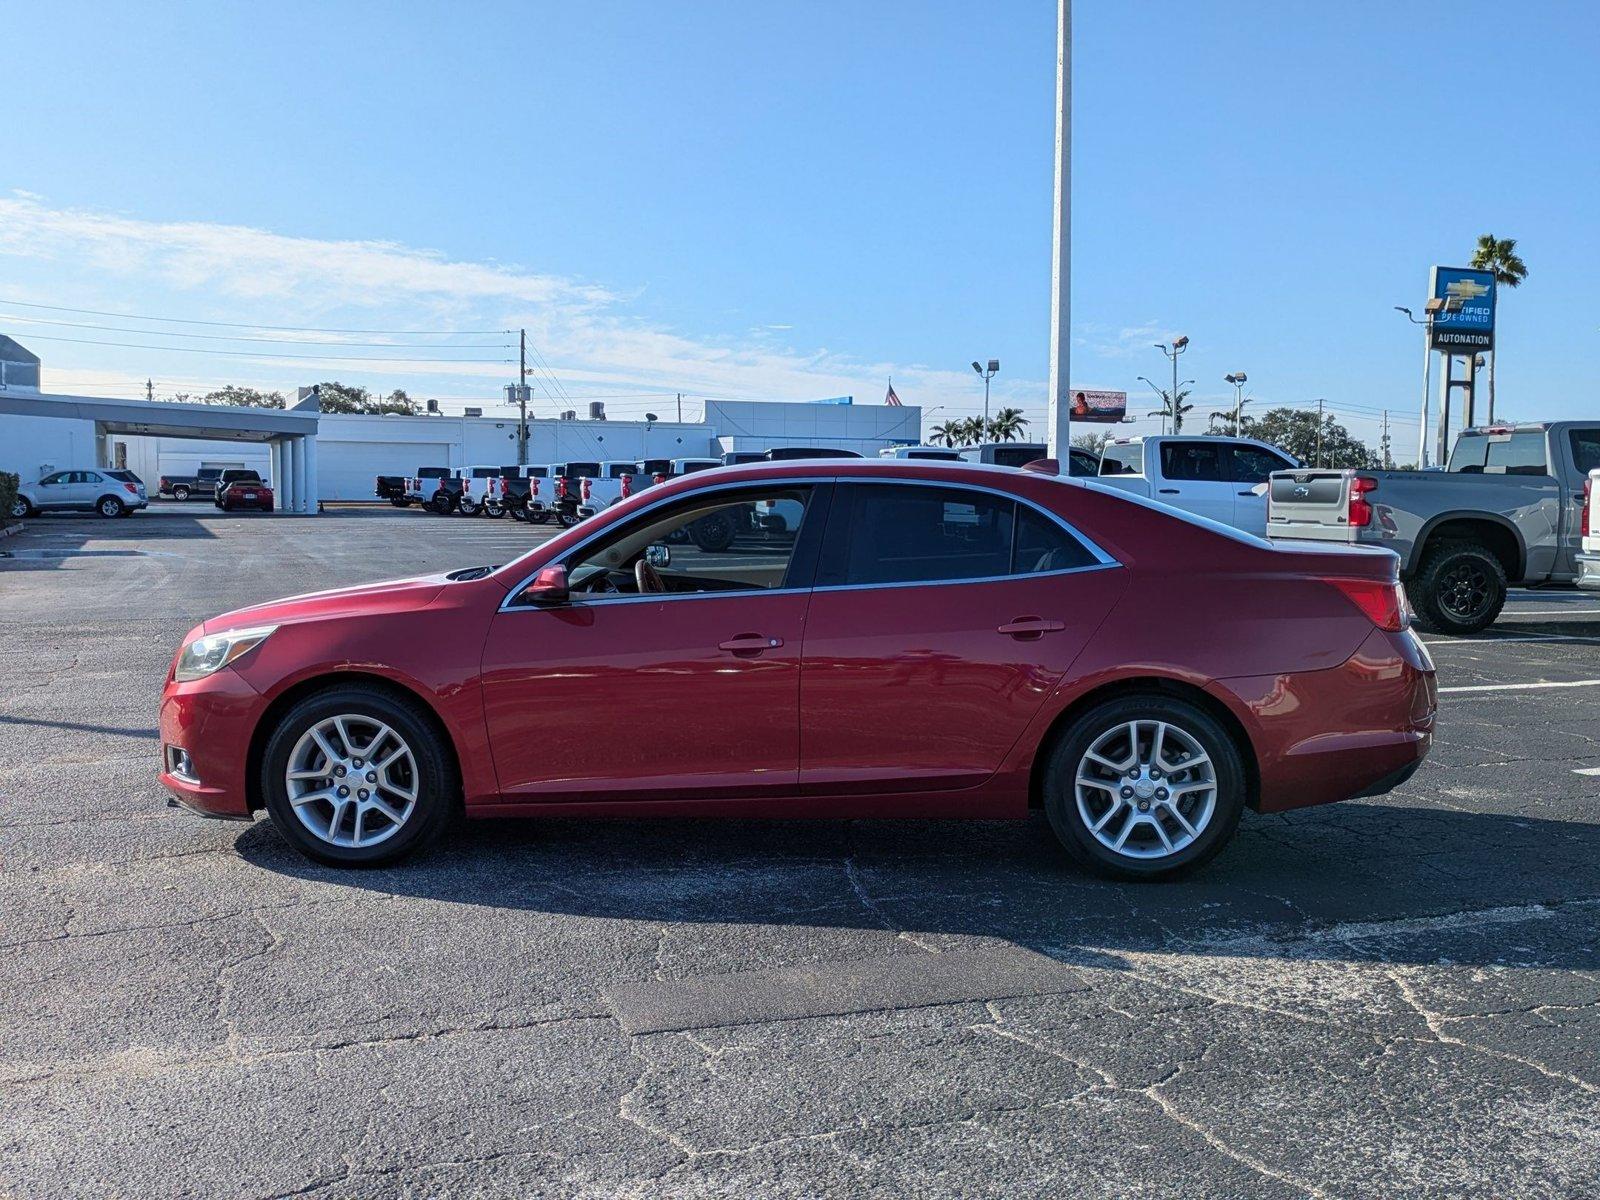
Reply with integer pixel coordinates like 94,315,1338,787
531,511,551,525
482,500,505,519
689,511,736,552
458,496,480,516
1408,541,1506,635
556,509,582,529
428,493,456,515
173,485,191,501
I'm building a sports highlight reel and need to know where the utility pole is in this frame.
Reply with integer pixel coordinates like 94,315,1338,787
1315,398,1325,467
1045,0,1071,458
517,329,528,465
1381,410,1392,469
146,379,154,402
676,392,682,423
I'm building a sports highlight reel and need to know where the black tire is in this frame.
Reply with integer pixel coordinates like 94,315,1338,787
1407,540,1506,636
173,485,191,501
9,496,32,519
689,511,737,552
531,510,551,526
428,492,456,515
1042,695,1246,881
97,495,125,518
510,503,529,522
389,497,412,508
482,501,505,519
260,685,458,867
458,496,480,517
556,508,582,529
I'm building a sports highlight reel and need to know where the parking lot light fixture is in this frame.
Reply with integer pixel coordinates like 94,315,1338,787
971,358,1000,433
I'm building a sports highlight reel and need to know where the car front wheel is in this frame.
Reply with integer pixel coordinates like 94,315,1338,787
8,496,31,519
1042,695,1246,880
261,686,458,866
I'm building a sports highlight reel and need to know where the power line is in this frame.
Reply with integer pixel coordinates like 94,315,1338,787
19,332,512,363
0,297,507,336
0,312,509,349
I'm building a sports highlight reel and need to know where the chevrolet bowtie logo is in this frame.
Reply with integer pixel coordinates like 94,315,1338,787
1445,277,1491,301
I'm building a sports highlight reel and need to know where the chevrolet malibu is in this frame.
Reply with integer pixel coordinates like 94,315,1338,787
160,460,1437,879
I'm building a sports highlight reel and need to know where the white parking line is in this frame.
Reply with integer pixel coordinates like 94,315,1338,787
1438,679,1600,694
1573,766,1600,776
1421,634,1600,647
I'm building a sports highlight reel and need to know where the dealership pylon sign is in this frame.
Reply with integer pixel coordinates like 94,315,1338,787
1428,266,1496,353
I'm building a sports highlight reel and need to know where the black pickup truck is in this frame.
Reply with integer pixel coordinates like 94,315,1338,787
377,466,451,508
159,467,260,500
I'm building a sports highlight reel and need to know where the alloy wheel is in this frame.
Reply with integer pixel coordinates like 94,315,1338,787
1439,562,1490,621
284,714,419,848
1074,719,1217,860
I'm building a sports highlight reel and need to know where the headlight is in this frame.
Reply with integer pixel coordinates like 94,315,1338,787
175,625,278,682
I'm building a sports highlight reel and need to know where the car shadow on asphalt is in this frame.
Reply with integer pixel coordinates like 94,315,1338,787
232,801,1600,970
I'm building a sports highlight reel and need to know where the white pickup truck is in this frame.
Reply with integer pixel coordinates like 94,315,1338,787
457,464,522,517
1578,469,1600,589
1095,435,1299,536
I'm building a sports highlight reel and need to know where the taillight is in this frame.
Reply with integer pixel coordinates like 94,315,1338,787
1348,476,1378,527
530,479,540,497
581,478,592,501
555,476,567,499
1583,478,1592,535
123,482,139,495
620,473,633,499
1324,577,1408,632
653,473,666,486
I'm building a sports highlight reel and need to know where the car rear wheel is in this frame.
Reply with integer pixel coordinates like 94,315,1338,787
458,496,480,516
173,485,191,500
1042,695,1245,880
97,496,125,518
1408,541,1506,636
261,686,458,866
482,500,505,518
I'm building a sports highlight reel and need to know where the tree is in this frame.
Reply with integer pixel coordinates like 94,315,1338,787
928,420,962,447
986,407,1030,442
1469,233,1528,420
1239,407,1379,469
1072,430,1112,456
314,382,419,415
1146,386,1194,433
201,385,286,409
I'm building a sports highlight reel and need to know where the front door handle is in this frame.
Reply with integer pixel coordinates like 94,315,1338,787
1158,488,1180,495
1237,489,1259,496
718,633,782,655
997,617,1066,640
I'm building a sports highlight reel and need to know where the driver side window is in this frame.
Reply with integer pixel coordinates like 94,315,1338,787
566,485,816,599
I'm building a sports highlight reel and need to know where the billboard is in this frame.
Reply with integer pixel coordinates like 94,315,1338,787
1069,388,1127,424
1429,266,1496,352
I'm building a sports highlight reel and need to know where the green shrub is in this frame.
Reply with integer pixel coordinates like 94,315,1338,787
0,471,18,523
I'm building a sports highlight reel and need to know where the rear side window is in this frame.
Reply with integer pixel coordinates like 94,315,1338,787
1228,445,1292,483
1014,506,1098,574
1569,429,1600,475
821,485,1012,586
1160,442,1225,481
1100,443,1144,476
1451,431,1548,476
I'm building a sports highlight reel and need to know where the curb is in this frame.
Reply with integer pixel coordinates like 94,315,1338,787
0,521,22,539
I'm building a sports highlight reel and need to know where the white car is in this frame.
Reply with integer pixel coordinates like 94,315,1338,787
1096,435,1297,536
12,468,148,519
1579,469,1600,590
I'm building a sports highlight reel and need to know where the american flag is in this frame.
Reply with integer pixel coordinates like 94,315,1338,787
885,379,903,407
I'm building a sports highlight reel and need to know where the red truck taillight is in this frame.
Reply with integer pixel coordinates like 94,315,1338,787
581,478,593,502
620,473,633,499
555,477,567,499
652,473,666,486
1583,478,1592,536
1348,476,1378,527
530,479,540,498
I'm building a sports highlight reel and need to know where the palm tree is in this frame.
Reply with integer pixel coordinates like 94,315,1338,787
1147,386,1194,433
928,420,961,447
956,416,987,446
987,407,1030,442
1469,233,1528,420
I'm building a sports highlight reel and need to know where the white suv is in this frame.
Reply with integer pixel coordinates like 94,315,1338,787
13,469,149,519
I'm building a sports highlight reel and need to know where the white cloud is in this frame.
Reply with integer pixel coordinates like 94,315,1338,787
0,193,1053,420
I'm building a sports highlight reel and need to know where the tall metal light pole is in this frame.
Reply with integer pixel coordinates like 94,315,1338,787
1046,0,1071,457
971,359,999,434
1153,336,1190,432
1223,371,1248,435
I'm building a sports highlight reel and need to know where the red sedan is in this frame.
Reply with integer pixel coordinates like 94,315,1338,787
160,460,1436,879
216,479,274,513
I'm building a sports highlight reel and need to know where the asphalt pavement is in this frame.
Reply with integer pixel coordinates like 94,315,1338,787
3,503,1599,1199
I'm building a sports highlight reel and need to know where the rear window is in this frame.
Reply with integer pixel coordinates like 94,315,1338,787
1450,431,1549,476
679,460,718,474
639,459,673,475
904,449,963,461
559,462,601,477
985,445,1046,468
1100,443,1144,476
606,463,635,478
470,467,500,478
104,470,139,482
526,466,549,478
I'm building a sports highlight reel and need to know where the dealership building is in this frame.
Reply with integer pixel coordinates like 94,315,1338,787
0,337,924,508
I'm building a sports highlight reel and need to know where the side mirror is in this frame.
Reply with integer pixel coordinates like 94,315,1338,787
645,544,672,569
524,563,569,605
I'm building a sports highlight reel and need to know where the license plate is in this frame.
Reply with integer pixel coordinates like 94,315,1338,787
242,492,257,500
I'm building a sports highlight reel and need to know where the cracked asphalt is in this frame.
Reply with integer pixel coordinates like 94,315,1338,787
4,504,1600,1198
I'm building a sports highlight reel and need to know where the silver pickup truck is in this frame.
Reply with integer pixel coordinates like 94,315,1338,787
1266,421,1600,634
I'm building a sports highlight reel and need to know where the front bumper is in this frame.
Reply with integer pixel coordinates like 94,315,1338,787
1577,553,1600,591
1211,627,1437,813
158,667,266,818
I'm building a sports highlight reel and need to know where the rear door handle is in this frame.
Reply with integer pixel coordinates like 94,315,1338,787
997,617,1066,640
1158,488,1179,495
718,633,782,655
1238,489,1259,496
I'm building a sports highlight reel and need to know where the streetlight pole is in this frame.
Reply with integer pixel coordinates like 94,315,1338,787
1046,0,1071,459
1153,336,1190,432
1223,371,1248,435
971,359,999,436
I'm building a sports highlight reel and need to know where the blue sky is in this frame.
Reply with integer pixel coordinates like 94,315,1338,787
3,0,1596,458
